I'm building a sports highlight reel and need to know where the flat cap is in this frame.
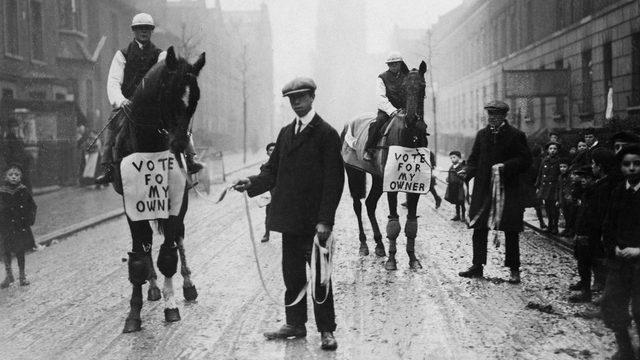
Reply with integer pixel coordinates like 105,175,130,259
583,127,596,135
611,131,640,144
483,100,509,113
282,77,317,97
572,165,594,177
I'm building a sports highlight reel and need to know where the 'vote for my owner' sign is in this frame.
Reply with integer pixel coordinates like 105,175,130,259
121,151,186,221
383,146,432,194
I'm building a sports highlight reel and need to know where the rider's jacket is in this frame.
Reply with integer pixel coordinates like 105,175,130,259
107,40,166,108
121,41,162,99
377,69,407,115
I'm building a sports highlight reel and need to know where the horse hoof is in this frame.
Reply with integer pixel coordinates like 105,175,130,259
122,318,142,333
359,243,369,256
183,285,198,301
385,259,398,271
148,286,162,301
375,246,386,257
409,259,423,270
164,308,181,322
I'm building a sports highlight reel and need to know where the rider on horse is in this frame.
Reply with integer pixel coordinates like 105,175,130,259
95,13,204,185
363,51,410,161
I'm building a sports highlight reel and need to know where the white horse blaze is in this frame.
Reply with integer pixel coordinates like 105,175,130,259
163,277,177,309
181,85,191,108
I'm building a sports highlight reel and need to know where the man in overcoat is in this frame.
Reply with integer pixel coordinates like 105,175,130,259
458,100,532,284
233,77,344,351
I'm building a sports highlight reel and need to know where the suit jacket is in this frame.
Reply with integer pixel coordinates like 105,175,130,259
466,123,532,232
247,113,345,235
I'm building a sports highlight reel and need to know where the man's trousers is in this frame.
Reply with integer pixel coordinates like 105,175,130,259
282,233,336,332
472,228,520,269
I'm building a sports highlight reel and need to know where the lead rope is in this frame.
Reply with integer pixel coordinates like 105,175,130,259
487,167,505,248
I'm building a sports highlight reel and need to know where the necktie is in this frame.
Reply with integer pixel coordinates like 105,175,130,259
296,120,302,135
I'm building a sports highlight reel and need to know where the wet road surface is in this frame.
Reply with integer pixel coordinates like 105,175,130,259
0,172,616,359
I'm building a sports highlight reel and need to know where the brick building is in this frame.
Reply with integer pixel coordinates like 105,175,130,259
430,0,640,156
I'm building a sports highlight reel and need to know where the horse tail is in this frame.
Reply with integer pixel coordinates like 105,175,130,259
345,165,366,200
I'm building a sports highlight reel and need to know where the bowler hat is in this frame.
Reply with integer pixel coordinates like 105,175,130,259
282,77,317,97
484,100,509,114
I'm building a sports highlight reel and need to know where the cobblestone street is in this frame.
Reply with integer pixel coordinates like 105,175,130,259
0,168,617,359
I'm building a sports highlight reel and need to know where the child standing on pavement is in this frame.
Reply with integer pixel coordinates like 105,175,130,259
601,144,640,360
444,151,466,222
556,158,575,237
0,163,37,288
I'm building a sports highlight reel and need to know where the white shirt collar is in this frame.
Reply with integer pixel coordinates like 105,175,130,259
589,140,599,149
296,108,315,126
626,181,640,192
135,40,146,49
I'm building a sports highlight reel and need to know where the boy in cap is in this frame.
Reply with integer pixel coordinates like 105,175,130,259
556,157,575,237
445,150,466,221
600,144,640,360
233,77,344,351
536,141,562,234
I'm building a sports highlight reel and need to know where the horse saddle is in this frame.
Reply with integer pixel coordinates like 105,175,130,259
341,112,404,177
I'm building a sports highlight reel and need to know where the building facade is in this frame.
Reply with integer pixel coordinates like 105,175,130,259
430,0,640,156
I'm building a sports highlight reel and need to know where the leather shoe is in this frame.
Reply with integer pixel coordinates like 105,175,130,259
320,332,338,350
451,215,461,221
264,324,306,340
95,165,114,185
568,290,592,303
458,265,483,278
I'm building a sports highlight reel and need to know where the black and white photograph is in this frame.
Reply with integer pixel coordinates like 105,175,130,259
1,0,640,359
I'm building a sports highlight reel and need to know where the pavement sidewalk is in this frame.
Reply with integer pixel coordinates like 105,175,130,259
33,150,265,245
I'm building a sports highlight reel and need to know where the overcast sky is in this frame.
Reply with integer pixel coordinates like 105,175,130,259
204,0,463,90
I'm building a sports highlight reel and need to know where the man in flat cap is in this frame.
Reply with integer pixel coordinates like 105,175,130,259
363,51,410,161
233,77,344,350
458,100,532,283
611,131,640,155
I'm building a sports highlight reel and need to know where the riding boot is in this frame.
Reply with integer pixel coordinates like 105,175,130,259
1,254,14,289
96,117,117,185
185,133,204,174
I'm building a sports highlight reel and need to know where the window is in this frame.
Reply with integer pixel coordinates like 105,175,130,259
30,0,44,61
581,49,593,113
58,0,83,32
5,0,20,55
555,59,565,117
2,88,15,99
631,33,640,106
603,41,612,95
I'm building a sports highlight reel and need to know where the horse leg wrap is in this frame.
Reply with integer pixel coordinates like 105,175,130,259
386,217,401,242
157,244,178,278
404,218,418,240
128,252,149,286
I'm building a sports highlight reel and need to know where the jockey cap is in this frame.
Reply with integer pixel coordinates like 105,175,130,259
385,51,404,64
131,13,155,29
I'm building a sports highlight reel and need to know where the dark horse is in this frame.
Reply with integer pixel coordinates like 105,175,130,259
341,61,428,270
111,46,205,333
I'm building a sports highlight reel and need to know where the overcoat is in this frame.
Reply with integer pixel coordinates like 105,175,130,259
466,123,532,232
536,155,561,200
0,182,36,255
247,114,344,235
444,162,466,205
